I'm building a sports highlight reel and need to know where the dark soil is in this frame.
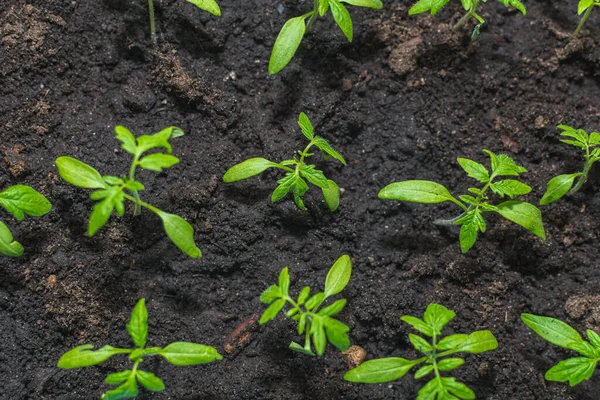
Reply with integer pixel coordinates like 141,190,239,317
1,0,600,399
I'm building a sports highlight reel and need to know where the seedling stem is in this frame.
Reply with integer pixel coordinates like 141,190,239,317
148,0,157,45
574,5,593,38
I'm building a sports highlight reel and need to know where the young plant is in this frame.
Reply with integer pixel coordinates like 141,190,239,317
574,0,600,38
521,313,599,386
379,149,545,253
408,0,526,40
259,254,352,356
0,185,51,256
58,298,222,399
223,112,345,211
268,0,383,74
147,0,221,44
56,125,202,258
540,125,600,206
345,304,498,399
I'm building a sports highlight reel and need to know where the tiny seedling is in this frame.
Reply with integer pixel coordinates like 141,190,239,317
223,112,346,211
522,313,599,386
379,149,546,253
56,125,202,258
147,0,221,44
540,125,600,206
574,0,600,38
345,304,498,399
58,298,222,400
259,254,352,356
268,0,383,74
408,0,526,40
0,185,51,256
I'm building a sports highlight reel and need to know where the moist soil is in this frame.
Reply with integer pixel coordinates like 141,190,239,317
1,0,600,399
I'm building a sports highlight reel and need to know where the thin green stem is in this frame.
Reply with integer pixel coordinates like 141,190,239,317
148,0,157,45
453,11,473,31
436,180,491,225
124,193,161,215
129,153,142,216
569,158,595,195
431,332,445,393
306,0,319,31
573,5,594,38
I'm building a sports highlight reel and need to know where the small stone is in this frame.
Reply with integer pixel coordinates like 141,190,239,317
341,345,367,369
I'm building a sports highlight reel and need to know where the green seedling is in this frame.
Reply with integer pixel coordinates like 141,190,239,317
408,0,526,40
259,254,352,356
540,125,600,206
223,112,345,211
56,125,201,258
58,298,222,400
0,185,51,256
574,0,600,38
268,0,383,74
345,304,498,399
522,313,599,386
379,149,545,253
147,0,221,44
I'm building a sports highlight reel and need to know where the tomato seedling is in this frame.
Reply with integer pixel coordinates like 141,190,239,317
56,125,201,258
379,149,546,253
147,0,221,44
540,125,600,206
224,112,345,211
268,0,383,74
0,185,51,256
522,313,599,386
574,0,600,38
58,299,222,400
345,304,498,400
260,255,352,356
408,0,526,40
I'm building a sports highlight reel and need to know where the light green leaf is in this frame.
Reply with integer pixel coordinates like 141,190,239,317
409,334,433,352
496,0,526,14
278,267,290,296
271,173,296,203
127,299,148,348
569,341,599,358
545,357,597,386
56,156,107,189
313,137,347,165
423,303,456,334
344,358,417,383
223,158,278,182
88,198,116,237
106,371,133,385
323,317,351,351
457,158,490,183
306,292,326,311
521,314,586,351
438,358,465,371
409,0,451,15
319,299,347,317
136,370,165,392
311,318,327,355
484,150,527,177
442,377,476,399
401,315,434,337
324,254,352,297
437,334,469,350
101,376,138,400
298,286,311,304
269,16,307,75
298,112,314,140
452,330,498,354
289,341,315,356
579,0,595,14
490,180,532,198
330,1,354,42
155,210,202,258
115,126,137,154
322,180,341,211
0,185,52,221
298,314,307,334
379,180,460,206
340,0,383,8
0,221,24,257
540,174,580,205
260,298,286,324
588,330,600,349
261,284,282,304
138,154,179,172
495,200,545,241
136,126,183,154
58,345,128,368
300,165,329,189
158,342,222,366
186,0,221,16
414,365,434,379
457,210,484,253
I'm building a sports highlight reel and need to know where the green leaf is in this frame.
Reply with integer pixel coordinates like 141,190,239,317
158,342,222,366
379,180,461,207
496,0,526,14
269,16,307,75
330,1,354,42
136,126,183,154
324,254,352,297
322,180,341,212
103,176,124,186
313,137,347,165
569,341,599,358
101,376,138,400
136,370,165,392
138,154,179,172
278,267,290,296
127,299,148,348
289,341,315,356
401,315,434,337
579,0,595,14
260,298,286,324
484,150,527,177
319,299,347,317
451,330,498,354
457,210,485,253
306,292,326,311
521,314,585,351
261,284,283,303
340,0,383,8
457,158,490,183
423,303,456,334
344,358,417,383
319,0,330,15
300,165,329,189
0,221,24,257
323,317,351,351
311,318,327,355
298,286,311,304
271,173,296,203
545,357,597,386
540,174,580,205
56,156,107,189
298,112,314,140
0,185,52,221
495,200,545,241
438,358,465,371
409,334,433,352
408,0,451,15
441,377,476,399
115,126,137,154
57,345,127,368
186,0,221,16
106,371,132,385
88,198,116,237
588,330,600,349
490,180,532,198
155,210,202,258
437,334,469,350
414,365,434,379
223,158,277,182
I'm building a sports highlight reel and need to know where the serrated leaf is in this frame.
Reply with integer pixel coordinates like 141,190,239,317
456,210,484,253
484,150,527,177
540,174,580,205
322,180,341,211
0,221,25,257
154,210,202,258
330,1,353,42
0,185,52,221
313,137,346,165
269,16,307,74
414,365,434,379
223,158,277,182
490,180,532,198
409,0,451,15
452,330,498,354
379,180,460,205
115,126,137,154
437,334,469,350
271,173,296,203
340,0,383,8
158,342,222,366
138,154,179,172
127,299,148,348
298,112,314,140
324,254,352,297
401,315,434,337
495,200,545,241
319,299,347,317
278,267,290,295
441,377,476,399
261,284,282,304
457,158,490,183
136,370,165,392
521,314,585,351
323,317,351,351
300,165,329,189
423,303,456,334
438,358,465,371
545,357,597,386
186,0,221,16
344,358,417,383
260,299,286,324
56,156,107,189
57,345,127,368
106,371,133,385
409,334,433,352
569,341,598,358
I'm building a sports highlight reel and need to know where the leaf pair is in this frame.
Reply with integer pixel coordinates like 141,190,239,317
260,255,352,356
0,185,52,256
345,304,498,400
379,149,545,253
269,0,383,74
522,314,600,386
224,112,345,211
58,299,222,400
56,126,201,259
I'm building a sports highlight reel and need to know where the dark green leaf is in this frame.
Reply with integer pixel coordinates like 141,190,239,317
540,174,580,205
344,358,417,383
269,16,307,74
138,154,179,172
545,357,597,386
330,1,353,42
155,210,202,258
136,370,165,392
457,158,490,183
158,342,222,366
260,299,286,324
56,156,107,189
521,314,585,351
271,173,296,203
324,254,352,297
127,299,148,348
322,180,341,211
114,126,137,154
300,165,329,189
0,185,52,221
223,158,277,182
0,221,23,257
495,200,545,241
186,0,221,16
379,180,459,205
57,345,127,368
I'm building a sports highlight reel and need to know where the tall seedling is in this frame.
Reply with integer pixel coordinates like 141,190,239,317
56,126,202,258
